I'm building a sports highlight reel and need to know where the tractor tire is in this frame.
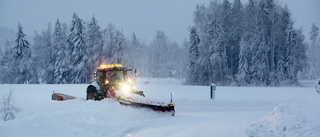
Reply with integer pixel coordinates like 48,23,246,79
87,85,97,100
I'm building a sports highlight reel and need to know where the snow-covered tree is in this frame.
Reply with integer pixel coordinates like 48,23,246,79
32,24,54,84
230,0,243,76
293,28,307,81
236,41,251,86
149,31,170,78
68,13,87,83
187,27,200,85
1,91,20,121
53,19,69,84
85,16,103,82
12,23,34,84
102,24,117,62
112,30,126,64
252,37,270,86
284,20,296,83
207,18,228,84
221,0,233,77
13,23,30,59
310,23,319,45
189,27,200,70
0,40,14,83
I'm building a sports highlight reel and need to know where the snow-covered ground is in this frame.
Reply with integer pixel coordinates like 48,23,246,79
0,80,319,137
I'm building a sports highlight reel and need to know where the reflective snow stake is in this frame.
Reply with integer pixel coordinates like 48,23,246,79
210,83,216,99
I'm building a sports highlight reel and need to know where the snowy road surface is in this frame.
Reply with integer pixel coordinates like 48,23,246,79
0,83,319,137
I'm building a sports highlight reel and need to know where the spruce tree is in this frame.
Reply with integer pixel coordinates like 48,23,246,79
187,27,200,85
12,23,33,84
310,23,319,45
85,16,103,82
53,19,69,84
68,13,87,83
284,20,296,83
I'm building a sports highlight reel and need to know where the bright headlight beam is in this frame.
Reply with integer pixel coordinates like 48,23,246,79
122,85,130,92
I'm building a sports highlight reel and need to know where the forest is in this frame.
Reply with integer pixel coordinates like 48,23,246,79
0,0,319,86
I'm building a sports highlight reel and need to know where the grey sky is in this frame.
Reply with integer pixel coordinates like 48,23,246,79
0,0,319,44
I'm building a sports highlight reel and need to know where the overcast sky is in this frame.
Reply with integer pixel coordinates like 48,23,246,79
0,0,319,45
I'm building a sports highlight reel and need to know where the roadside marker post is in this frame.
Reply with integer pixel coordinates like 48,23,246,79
210,83,216,99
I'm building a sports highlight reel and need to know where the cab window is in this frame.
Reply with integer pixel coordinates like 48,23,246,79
106,71,124,82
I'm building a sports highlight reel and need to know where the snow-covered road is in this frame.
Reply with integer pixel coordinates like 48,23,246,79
0,83,319,137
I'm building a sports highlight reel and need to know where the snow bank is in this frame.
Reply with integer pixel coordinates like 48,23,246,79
246,97,320,137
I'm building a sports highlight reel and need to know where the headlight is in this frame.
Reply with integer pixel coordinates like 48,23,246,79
105,80,109,84
122,84,131,92
128,79,133,84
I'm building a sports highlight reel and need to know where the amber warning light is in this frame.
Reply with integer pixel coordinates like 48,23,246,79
99,64,122,68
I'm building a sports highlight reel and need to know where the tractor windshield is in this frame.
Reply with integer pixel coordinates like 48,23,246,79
106,71,124,82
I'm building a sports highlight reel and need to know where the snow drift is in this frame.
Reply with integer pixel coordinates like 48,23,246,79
246,98,320,137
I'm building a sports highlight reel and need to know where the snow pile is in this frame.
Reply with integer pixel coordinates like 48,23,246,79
246,98,320,137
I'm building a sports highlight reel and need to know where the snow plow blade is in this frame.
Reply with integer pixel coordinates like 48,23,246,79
52,93,77,101
118,97,175,116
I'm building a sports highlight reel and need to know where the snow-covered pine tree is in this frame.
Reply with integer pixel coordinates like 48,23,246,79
13,24,30,59
187,27,200,85
68,13,87,83
237,41,251,86
243,0,258,41
102,24,117,62
12,23,34,84
85,16,103,83
310,23,319,45
125,33,140,69
149,31,170,78
255,0,275,81
167,42,182,78
306,23,320,79
293,29,307,82
284,20,296,84
252,36,270,86
189,27,200,71
0,40,14,83
53,19,69,84
112,30,126,64
44,24,56,84
32,24,54,84
230,0,243,76
236,0,258,86
207,18,227,84
271,4,290,85
221,0,233,77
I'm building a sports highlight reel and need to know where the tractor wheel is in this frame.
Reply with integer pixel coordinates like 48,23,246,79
87,85,97,100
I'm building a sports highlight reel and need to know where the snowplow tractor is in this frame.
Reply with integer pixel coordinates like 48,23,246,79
53,64,175,116
87,64,144,100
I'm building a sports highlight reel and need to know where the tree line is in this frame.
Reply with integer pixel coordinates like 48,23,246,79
1,0,319,86
0,13,187,84
187,0,309,86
